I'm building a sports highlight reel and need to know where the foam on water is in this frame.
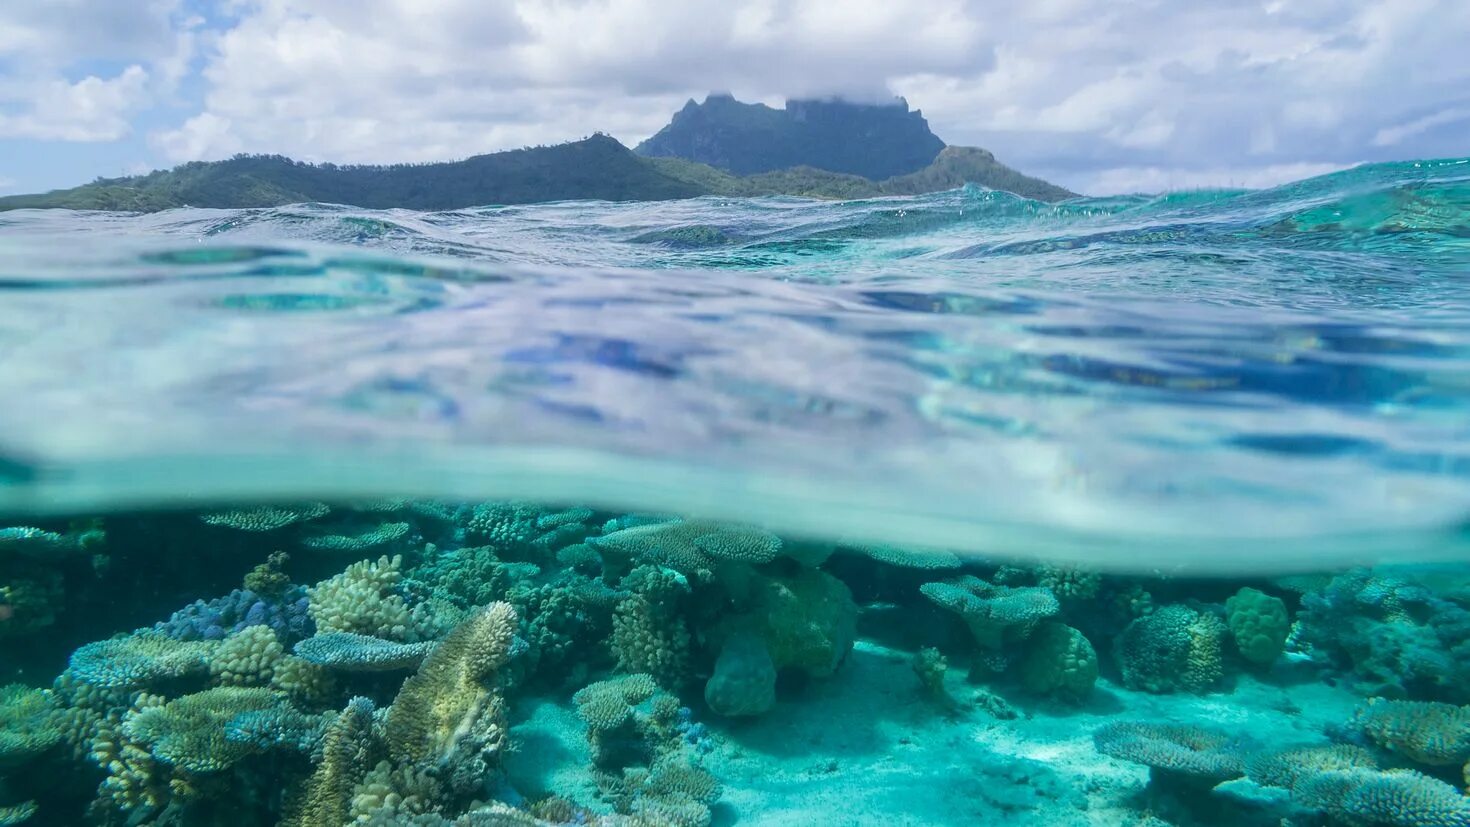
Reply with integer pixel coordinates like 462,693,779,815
1,159,1469,571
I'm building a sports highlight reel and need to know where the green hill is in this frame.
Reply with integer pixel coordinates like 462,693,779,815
0,134,1074,212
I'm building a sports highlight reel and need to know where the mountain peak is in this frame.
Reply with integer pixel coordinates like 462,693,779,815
635,94,945,180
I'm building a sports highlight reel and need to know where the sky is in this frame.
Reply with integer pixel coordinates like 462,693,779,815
1,0,1467,197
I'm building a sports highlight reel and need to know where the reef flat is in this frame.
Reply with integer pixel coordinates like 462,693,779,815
3,501,1470,826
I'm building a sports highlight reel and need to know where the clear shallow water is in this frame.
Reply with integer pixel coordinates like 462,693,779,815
2,158,1469,571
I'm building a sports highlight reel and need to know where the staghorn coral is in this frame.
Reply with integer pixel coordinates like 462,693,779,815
1017,622,1098,701
294,632,435,672
1293,768,1470,826
590,519,782,577
285,696,377,827
0,684,61,764
209,624,286,686
1225,587,1290,666
201,503,331,532
69,631,218,689
1115,604,1225,694
920,575,1059,651
308,554,433,642
122,686,290,772
1246,743,1380,791
1093,721,1246,784
1349,699,1470,767
384,602,518,767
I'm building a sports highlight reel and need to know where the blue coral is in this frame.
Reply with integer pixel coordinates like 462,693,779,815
155,586,313,644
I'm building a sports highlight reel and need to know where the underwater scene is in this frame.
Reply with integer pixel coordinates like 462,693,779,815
2,159,1470,826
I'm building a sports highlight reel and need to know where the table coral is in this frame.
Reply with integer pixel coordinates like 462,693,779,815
920,575,1059,651
1093,721,1247,783
1349,698,1470,767
1293,768,1470,827
69,632,218,689
293,632,435,672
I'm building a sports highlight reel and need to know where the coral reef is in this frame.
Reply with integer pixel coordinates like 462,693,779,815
29,500,1470,826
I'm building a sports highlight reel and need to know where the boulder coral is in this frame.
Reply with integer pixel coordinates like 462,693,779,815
1017,622,1098,701
704,632,777,717
1225,587,1289,666
1115,604,1225,694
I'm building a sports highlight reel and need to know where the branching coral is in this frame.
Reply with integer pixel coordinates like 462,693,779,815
1115,605,1225,694
122,686,290,772
850,543,961,571
1225,587,1289,666
612,567,692,689
590,519,782,577
308,554,432,642
285,696,378,827
0,801,37,826
201,503,331,532
464,502,592,557
1036,564,1102,605
920,575,1059,651
69,632,218,689
1092,721,1247,784
209,625,286,686
0,684,61,764
1246,743,1380,791
1293,768,1470,826
294,632,435,672
384,602,518,767
1348,699,1470,767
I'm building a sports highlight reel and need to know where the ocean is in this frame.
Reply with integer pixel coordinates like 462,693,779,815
1,158,1469,825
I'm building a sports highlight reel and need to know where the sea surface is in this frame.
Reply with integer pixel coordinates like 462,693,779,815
5,160,1470,827
2,159,1469,571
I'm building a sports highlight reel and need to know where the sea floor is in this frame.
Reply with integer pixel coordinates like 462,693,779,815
511,640,1359,826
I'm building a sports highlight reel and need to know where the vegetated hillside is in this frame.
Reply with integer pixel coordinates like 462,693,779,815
649,145,1076,202
635,94,947,179
0,135,705,212
1,136,1076,213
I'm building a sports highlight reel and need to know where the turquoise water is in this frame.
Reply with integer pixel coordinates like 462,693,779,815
3,160,1470,825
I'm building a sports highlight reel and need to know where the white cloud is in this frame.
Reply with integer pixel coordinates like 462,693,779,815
5,0,1469,192
0,0,190,142
0,176,15,191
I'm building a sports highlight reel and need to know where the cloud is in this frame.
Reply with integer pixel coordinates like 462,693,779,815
0,176,15,192
6,0,1470,193
0,0,191,142
1082,162,1352,196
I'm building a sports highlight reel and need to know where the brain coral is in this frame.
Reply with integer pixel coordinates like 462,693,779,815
1349,698,1470,767
1225,587,1289,666
1115,604,1225,694
1093,721,1247,782
1017,622,1098,701
1293,768,1470,827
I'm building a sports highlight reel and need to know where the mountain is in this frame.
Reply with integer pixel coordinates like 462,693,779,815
635,94,946,180
0,120,1075,212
